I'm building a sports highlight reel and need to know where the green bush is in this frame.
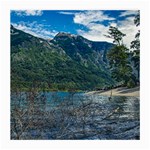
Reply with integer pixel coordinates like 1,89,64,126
127,78,136,88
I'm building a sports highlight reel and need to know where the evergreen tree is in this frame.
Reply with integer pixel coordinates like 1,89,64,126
106,26,126,46
106,26,133,86
130,11,140,81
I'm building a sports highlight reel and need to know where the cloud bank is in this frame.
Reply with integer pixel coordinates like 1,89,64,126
13,10,43,16
12,21,58,39
72,10,139,47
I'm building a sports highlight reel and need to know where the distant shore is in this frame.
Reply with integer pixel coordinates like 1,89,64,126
86,86,140,97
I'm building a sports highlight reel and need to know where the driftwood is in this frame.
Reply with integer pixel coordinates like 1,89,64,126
11,91,139,140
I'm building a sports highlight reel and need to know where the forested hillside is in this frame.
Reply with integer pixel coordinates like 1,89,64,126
11,25,115,91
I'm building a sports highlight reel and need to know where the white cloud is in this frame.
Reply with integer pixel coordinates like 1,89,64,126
74,11,115,42
109,22,117,27
58,11,75,15
14,10,43,16
73,10,139,48
74,10,115,26
119,10,138,17
77,29,112,42
118,16,139,47
77,23,112,42
12,22,58,39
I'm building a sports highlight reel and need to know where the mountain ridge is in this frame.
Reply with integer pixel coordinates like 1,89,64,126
11,25,115,91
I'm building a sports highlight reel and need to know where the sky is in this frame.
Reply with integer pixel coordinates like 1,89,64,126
11,10,139,48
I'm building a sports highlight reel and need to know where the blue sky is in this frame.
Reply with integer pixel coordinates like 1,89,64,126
11,10,139,47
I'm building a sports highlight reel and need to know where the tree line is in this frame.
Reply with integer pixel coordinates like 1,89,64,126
106,11,140,88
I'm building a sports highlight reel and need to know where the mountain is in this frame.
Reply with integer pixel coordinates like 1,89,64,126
52,32,114,65
11,25,115,91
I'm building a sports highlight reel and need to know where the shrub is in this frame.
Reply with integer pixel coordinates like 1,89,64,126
127,78,136,88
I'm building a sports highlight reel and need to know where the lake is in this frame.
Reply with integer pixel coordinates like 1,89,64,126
11,91,140,140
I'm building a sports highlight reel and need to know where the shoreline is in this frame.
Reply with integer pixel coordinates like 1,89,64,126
86,86,140,97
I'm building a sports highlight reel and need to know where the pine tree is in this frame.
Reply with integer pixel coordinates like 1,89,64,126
106,26,133,86
130,11,140,81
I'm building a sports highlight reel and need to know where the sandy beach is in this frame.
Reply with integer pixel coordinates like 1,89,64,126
87,86,140,97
